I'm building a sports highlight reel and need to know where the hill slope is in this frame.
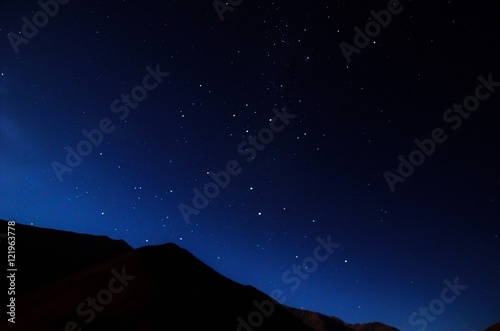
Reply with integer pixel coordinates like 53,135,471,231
0,219,453,330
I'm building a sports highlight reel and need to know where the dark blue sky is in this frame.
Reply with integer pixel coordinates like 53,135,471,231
1,1,499,330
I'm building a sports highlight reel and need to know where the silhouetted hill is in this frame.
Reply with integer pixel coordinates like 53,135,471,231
1,219,497,331
484,322,500,331
286,307,399,331
1,219,132,298
2,242,316,330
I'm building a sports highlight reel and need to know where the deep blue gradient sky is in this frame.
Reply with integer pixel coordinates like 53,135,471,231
1,1,499,330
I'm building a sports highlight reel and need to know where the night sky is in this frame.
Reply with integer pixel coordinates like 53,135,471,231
1,1,499,330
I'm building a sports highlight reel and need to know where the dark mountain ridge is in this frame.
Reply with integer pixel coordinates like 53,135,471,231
2,219,133,297
1,219,497,331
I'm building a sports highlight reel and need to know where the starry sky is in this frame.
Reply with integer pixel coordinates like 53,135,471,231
1,1,499,330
